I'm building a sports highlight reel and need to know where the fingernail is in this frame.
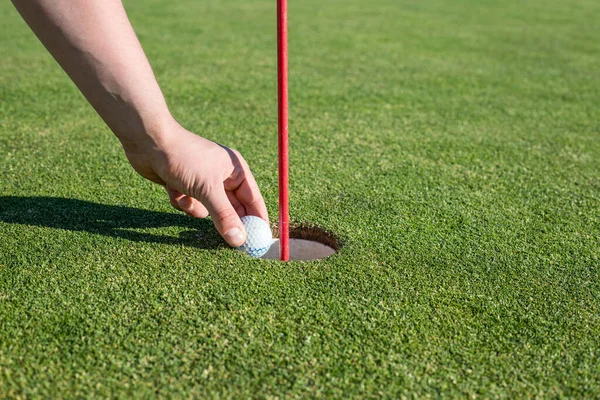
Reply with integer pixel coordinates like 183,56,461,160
178,197,192,210
225,228,245,247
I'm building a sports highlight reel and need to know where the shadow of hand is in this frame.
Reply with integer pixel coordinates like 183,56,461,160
0,196,226,250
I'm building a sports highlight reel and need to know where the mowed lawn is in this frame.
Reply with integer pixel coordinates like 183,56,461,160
1,0,599,397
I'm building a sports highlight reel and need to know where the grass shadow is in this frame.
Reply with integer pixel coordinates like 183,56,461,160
0,196,226,250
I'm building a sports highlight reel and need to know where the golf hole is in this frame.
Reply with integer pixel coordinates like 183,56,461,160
261,226,339,261
261,239,336,261
261,225,339,261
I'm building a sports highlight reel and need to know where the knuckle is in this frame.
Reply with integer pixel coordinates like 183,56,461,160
231,164,245,180
195,180,220,201
198,209,210,218
213,207,238,223
230,148,247,165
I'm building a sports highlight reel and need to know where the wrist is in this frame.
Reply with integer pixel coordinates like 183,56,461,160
116,110,178,155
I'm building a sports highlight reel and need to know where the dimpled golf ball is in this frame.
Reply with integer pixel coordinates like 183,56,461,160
237,216,273,258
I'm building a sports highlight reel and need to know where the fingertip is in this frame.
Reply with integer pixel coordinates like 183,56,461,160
166,187,184,211
177,196,194,210
203,188,248,247
245,199,270,224
178,196,210,219
261,213,270,225
224,227,246,247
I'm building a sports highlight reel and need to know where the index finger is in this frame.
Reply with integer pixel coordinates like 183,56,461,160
222,149,270,223
233,172,269,223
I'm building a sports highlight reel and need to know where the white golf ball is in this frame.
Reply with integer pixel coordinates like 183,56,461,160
237,216,273,258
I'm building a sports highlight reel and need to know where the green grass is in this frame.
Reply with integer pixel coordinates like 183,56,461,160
1,0,599,397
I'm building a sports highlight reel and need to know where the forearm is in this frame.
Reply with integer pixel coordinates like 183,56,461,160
11,0,173,149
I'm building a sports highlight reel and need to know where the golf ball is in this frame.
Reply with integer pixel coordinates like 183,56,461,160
237,216,273,258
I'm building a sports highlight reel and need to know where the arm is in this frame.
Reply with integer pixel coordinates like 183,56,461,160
11,0,269,246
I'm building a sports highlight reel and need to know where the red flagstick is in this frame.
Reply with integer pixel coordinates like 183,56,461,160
277,0,290,261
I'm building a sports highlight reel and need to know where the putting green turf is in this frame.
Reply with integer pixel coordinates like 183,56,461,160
1,0,599,397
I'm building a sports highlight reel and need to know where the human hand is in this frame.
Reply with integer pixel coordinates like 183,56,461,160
122,120,269,247
11,0,270,247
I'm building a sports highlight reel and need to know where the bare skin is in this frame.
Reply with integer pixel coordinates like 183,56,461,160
11,0,269,247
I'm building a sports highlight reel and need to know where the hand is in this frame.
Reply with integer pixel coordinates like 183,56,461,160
122,120,269,247
10,0,270,246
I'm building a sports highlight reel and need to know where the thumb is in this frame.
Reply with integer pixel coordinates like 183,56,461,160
203,187,246,247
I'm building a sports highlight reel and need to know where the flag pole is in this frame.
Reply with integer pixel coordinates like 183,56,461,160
277,0,290,261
